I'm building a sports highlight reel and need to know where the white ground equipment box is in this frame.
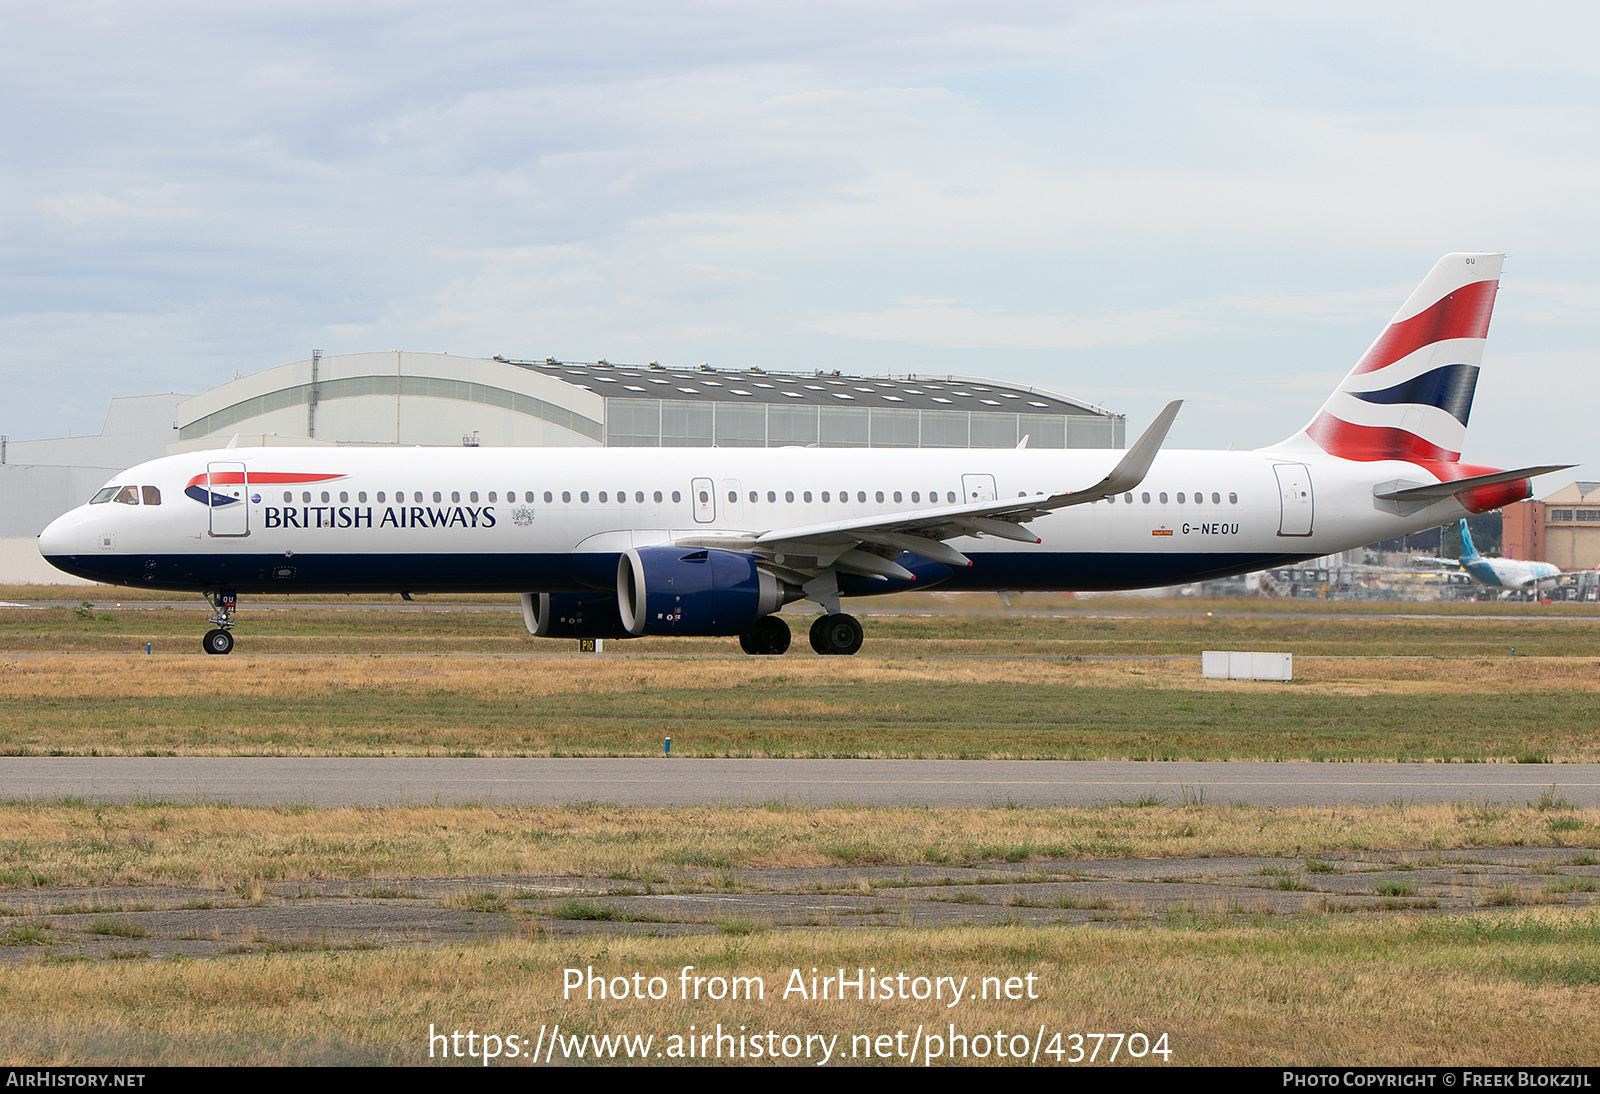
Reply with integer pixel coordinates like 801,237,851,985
1201,651,1293,681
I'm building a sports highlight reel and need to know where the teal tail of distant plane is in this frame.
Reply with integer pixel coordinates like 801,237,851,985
1458,518,1481,562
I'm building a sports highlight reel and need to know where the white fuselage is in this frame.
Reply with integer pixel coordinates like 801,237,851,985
40,444,1477,596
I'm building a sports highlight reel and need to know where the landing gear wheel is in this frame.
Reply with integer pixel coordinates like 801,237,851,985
202,628,234,655
809,615,830,654
739,615,792,656
813,613,863,656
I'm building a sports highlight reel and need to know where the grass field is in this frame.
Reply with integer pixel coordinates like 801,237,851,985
5,593,1600,657
3,916,1599,1065
3,590,1598,1065
2,801,1598,1065
1,800,1596,887
2,594,1597,760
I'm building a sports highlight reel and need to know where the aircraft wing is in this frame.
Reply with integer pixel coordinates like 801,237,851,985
676,401,1182,581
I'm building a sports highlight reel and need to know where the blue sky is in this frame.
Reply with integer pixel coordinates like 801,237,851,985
3,1,1597,478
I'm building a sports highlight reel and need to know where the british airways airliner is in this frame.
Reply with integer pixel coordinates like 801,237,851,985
37,254,1571,656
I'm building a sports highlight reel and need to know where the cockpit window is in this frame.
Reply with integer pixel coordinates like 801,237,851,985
114,485,139,505
141,486,161,506
89,488,117,504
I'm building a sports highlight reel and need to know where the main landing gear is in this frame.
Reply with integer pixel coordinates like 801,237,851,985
739,615,792,655
809,613,864,656
737,613,865,655
202,590,237,655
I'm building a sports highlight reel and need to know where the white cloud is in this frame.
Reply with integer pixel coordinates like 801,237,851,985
0,0,1597,481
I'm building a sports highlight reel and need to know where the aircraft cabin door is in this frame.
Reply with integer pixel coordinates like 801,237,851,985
961,474,997,503
691,477,715,523
207,461,250,537
1273,463,1314,537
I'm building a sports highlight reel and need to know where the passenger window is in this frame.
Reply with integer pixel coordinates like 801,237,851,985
1177,493,1185,504
893,491,901,503
727,491,737,503
636,491,645,503
700,491,711,503
470,491,478,503
451,491,460,503
114,485,139,505
911,491,920,503
562,491,571,503
283,491,294,503
142,486,161,506
768,491,777,503
359,492,368,503
302,491,312,503
377,492,386,503
653,491,662,503
488,492,496,502
433,491,442,503
339,491,348,503
1125,493,1133,503
1159,492,1168,504
580,492,589,503
803,491,812,502
321,491,331,503
599,492,608,503
672,491,681,503
1229,492,1238,504
857,491,867,503
875,491,884,502
785,491,794,503
1141,492,1151,503
749,491,758,503
946,492,956,503
1212,492,1220,504
821,491,830,502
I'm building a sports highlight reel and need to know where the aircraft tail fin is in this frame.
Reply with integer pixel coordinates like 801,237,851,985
1277,253,1503,462
1458,518,1480,562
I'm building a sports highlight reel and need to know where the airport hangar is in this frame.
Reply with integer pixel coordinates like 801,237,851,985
0,352,1125,580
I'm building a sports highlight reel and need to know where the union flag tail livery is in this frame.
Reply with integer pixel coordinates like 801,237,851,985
1290,252,1500,464
38,252,1575,657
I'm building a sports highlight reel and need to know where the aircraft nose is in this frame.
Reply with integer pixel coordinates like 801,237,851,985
37,511,81,557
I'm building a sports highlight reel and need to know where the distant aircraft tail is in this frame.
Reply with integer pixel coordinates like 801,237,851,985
1277,253,1503,462
1457,518,1480,562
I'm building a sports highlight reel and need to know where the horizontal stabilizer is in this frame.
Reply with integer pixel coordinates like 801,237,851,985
1373,464,1574,504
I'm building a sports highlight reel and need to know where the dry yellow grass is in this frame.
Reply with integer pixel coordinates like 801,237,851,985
5,652,1600,700
2,802,1593,888
2,916,1598,1065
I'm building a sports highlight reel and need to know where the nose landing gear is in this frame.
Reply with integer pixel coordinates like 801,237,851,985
202,590,237,655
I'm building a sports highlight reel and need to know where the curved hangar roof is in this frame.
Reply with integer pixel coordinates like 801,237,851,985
174,352,1124,451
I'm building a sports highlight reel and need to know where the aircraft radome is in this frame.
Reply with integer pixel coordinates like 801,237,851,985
39,253,1572,657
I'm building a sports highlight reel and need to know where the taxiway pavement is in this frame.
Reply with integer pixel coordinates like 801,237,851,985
2,758,1595,808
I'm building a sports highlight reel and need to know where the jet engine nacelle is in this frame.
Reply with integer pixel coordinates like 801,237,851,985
521,592,633,639
618,546,795,636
